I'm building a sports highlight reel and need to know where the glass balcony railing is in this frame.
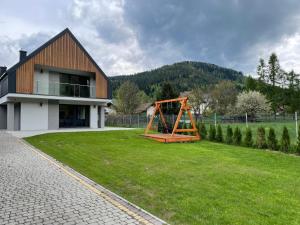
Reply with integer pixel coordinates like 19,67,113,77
34,81,96,98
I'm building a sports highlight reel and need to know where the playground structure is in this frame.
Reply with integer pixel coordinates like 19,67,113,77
144,97,201,143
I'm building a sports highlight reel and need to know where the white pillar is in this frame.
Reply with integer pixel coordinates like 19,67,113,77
7,103,15,131
100,106,105,128
90,105,98,128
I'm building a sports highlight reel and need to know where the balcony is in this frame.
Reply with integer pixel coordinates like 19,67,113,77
34,81,96,98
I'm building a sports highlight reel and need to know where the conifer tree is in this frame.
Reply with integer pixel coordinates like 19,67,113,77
244,127,253,147
233,127,242,145
216,124,223,142
280,126,290,153
226,126,233,144
267,128,278,150
208,125,216,141
256,127,267,149
198,123,207,139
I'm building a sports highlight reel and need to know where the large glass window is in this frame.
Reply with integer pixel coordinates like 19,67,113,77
59,73,90,98
59,104,90,128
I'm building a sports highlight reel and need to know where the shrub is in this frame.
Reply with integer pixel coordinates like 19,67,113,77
226,126,233,144
216,124,223,142
267,128,278,150
296,125,300,155
256,127,267,149
233,127,242,145
198,123,207,139
208,125,216,141
244,127,253,147
280,126,290,153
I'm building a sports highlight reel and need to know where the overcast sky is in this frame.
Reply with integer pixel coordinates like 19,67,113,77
1,0,300,76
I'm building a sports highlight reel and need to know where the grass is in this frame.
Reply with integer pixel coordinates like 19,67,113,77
26,130,300,225
210,121,297,144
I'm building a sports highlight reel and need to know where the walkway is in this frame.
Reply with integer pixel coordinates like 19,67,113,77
0,131,165,225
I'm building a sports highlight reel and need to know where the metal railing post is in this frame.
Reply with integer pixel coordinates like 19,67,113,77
296,111,298,139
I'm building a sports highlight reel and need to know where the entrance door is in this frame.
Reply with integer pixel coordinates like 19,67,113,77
59,104,90,128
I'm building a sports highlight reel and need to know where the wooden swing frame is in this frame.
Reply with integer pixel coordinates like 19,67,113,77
144,97,201,143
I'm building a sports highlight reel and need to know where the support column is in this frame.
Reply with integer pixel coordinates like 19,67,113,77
90,105,98,129
100,106,105,128
7,103,15,131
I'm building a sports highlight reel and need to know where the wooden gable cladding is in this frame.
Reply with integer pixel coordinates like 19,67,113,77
16,32,108,98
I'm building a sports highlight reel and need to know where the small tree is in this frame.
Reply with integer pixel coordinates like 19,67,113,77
233,127,242,145
296,125,300,154
226,126,233,144
208,125,216,141
244,128,253,147
198,123,207,139
115,81,143,114
256,127,267,149
216,124,223,142
267,128,278,150
280,127,290,153
235,91,270,119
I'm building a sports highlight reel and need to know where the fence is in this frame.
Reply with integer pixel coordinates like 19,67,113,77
106,112,299,141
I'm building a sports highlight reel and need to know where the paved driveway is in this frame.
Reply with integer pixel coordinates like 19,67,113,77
0,131,165,225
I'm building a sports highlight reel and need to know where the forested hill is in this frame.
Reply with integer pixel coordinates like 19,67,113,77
110,61,244,95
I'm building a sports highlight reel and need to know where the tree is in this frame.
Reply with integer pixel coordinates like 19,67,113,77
198,123,207,139
156,82,178,101
226,126,233,144
216,124,223,142
211,80,238,114
233,127,242,145
256,127,267,149
267,128,278,150
235,91,270,118
280,127,290,153
189,87,211,121
244,128,253,147
257,58,267,82
208,125,216,141
156,82,179,115
115,81,143,114
268,53,280,86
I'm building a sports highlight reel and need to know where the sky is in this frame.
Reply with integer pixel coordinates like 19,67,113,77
1,0,300,76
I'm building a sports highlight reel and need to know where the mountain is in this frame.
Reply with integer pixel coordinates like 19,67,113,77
110,61,244,96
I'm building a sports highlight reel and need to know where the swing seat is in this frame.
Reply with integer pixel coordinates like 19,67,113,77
143,97,201,143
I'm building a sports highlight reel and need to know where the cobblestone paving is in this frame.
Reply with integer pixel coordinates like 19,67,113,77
0,132,164,225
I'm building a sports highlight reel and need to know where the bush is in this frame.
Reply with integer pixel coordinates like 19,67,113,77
233,127,242,145
267,128,278,150
216,124,223,142
198,123,207,139
244,127,253,147
208,125,216,141
256,127,267,149
225,126,233,144
296,125,300,154
280,126,290,153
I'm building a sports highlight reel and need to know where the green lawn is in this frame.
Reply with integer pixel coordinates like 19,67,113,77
213,121,297,144
26,130,300,225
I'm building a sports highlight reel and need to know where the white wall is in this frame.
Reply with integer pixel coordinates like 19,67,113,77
21,102,48,130
90,105,98,128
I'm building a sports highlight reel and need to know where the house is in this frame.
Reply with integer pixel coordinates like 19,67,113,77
0,28,111,131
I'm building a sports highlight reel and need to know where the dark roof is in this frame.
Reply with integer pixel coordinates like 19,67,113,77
1,28,109,81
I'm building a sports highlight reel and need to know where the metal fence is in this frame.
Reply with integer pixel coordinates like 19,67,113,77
106,112,299,140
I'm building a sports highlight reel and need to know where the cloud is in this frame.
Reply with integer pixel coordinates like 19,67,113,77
2,0,300,75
